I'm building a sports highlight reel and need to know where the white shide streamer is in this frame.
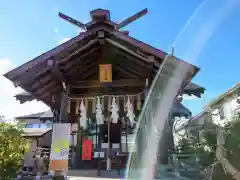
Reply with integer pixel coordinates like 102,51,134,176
126,97,136,127
96,97,104,125
110,97,119,124
79,99,88,130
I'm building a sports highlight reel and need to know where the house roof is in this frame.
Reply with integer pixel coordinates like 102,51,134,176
23,128,51,137
4,9,204,107
174,110,208,132
15,109,53,119
206,83,240,108
171,102,191,117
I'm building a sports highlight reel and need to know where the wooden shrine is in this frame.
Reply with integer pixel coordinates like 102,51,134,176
4,8,205,171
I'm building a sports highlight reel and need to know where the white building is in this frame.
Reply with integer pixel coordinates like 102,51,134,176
205,83,240,126
175,83,240,144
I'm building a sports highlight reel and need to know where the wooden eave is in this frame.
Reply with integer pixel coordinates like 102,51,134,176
4,22,201,107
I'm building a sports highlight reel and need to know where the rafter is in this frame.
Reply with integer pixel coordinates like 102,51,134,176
62,47,100,70
15,39,99,88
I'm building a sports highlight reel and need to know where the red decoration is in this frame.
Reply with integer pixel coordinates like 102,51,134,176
82,138,93,160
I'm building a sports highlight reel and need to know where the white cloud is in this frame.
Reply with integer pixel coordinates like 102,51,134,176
0,58,49,119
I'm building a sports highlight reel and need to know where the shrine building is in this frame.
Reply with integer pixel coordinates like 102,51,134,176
4,8,205,172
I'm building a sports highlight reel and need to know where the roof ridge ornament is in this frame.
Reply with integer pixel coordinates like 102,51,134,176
58,8,148,31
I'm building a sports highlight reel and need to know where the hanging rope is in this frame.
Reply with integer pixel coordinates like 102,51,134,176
67,92,144,100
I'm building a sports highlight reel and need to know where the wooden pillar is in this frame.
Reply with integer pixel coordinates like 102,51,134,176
75,125,83,169
59,91,69,123
144,78,149,97
73,98,83,169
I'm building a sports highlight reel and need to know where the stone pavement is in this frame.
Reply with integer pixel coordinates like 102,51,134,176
67,170,123,180
68,177,122,180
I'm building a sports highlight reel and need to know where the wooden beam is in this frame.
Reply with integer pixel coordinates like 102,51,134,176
70,87,144,98
115,63,145,80
37,87,62,105
66,58,100,81
24,47,99,92
62,47,100,71
114,48,152,67
113,66,139,80
116,8,148,30
106,38,153,63
58,39,99,65
112,30,166,60
29,56,98,95
52,64,66,82
59,12,86,30
115,54,152,78
71,79,145,88
16,40,99,88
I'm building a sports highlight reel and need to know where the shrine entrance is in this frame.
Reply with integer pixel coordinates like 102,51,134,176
70,93,143,170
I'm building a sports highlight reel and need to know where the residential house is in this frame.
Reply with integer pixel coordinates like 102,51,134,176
206,83,240,125
16,111,53,167
175,83,240,144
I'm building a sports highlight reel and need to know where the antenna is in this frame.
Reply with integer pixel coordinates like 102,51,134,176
116,8,148,30
59,12,86,30
171,47,174,56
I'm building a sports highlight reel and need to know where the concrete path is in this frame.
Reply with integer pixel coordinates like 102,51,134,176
69,177,122,180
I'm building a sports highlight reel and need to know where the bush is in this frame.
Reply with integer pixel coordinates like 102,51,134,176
0,121,29,180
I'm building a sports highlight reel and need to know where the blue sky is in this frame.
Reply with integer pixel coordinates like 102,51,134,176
0,0,240,116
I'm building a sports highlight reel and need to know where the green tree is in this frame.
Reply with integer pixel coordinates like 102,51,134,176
177,113,240,180
0,120,29,180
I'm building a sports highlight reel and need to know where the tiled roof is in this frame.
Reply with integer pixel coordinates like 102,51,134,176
171,102,191,117
185,82,205,91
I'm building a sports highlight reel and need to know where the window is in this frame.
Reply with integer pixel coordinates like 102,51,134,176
237,99,240,104
219,103,232,120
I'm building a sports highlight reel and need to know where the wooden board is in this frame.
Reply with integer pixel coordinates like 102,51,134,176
99,64,112,83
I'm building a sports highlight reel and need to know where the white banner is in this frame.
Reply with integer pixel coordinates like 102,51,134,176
49,123,71,175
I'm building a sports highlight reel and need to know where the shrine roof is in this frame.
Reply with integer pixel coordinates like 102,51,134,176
4,8,204,107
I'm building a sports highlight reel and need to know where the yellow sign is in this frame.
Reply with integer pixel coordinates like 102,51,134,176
99,64,112,83
52,139,69,155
